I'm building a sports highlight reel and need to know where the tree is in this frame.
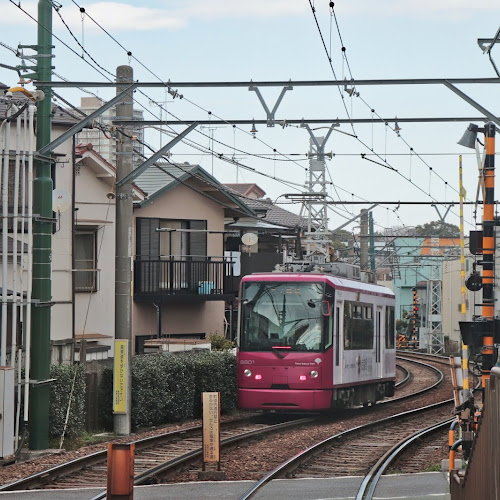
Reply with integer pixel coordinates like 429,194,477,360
330,229,352,259
414,220,460,238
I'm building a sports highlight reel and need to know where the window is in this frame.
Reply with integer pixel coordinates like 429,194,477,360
75,228,98,292
240,282,325,352
136,217,207,260
344,301,374,350
385,306,395,349
335,306,340,366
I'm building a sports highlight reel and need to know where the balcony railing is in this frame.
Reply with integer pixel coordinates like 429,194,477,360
134,257,236,301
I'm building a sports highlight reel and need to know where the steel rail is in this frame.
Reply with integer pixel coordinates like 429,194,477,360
395,363,411,388
397,350,449,363
2,356,441,494
0,415,259,492
237,357,447,500
237,399,454,500
89,416,318,500
379,356,444,405
356,418,453,500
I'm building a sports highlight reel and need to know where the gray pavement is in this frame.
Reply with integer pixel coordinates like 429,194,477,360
0,473,451,499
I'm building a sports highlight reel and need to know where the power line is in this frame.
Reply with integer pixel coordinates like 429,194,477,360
66,0,309,175
307,1,475,229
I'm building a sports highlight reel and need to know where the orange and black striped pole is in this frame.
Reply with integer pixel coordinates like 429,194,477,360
481,122,496,389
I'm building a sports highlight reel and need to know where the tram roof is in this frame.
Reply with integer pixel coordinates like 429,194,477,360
242,272,395,298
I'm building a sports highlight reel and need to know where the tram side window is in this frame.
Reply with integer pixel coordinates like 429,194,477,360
385,306,395,349
344,301,374,350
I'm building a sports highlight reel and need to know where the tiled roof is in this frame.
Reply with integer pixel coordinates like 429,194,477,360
224,183,266,198
133,162,255,216
134,162,198,198
223,185,307,229
75,143,147,199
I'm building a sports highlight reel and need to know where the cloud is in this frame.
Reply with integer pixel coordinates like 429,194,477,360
2,0,307,32
336,0,500,20
3,0,499,34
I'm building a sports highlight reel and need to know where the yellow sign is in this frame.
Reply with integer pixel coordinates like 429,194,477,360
202,392,220,463
113,340,128,414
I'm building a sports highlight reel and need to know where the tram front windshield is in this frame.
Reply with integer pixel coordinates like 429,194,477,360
240,282,326,352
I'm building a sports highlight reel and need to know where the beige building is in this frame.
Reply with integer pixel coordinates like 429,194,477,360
1,87,255,362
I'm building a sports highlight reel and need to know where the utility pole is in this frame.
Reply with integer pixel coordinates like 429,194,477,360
29,0,53,450
114,65,133,435
480,123,496,388
369,211,376,275
300,124,336,260
360,209,369,271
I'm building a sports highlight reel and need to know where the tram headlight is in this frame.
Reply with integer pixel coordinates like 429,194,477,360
310,370,319,378
244,369,252,377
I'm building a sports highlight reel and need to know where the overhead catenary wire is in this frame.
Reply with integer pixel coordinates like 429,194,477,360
308,1,475,229
5,2,308,202
6,1,460,233
328,3,463,197
64,0,309,174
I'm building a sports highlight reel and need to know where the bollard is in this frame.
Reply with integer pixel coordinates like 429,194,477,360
106,443,135,499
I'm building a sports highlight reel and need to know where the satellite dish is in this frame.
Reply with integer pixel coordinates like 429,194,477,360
52,189,72,213
241,232,258,246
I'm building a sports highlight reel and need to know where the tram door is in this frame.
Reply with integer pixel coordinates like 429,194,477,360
375,307,383,378
333,302,343,385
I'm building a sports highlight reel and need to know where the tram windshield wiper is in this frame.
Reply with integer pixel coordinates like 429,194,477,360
271,345,291,358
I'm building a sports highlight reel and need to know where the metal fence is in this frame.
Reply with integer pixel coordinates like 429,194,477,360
450,367,500,499
134,257,235,297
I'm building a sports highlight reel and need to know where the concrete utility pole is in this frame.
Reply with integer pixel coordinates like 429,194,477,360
114,65,134,435
29,0,53,450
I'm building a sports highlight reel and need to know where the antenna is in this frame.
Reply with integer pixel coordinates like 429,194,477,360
52,189,71,213
241,233,258,246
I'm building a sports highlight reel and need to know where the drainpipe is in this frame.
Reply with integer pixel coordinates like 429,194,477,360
153,302,161,339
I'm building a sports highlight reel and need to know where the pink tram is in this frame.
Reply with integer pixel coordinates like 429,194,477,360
237,266,396,411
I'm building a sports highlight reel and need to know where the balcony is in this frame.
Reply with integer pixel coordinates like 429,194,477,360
134,257,237,303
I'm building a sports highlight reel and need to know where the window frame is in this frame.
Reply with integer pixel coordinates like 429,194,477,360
343,300,374,350
74,227,99,293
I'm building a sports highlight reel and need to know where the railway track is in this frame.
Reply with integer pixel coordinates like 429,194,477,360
237,400,454,499
0,353,449,496
0,414,318,494
357,417,452,499
234,355,453,499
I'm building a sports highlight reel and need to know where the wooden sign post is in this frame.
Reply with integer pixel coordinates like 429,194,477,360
200,392,225,479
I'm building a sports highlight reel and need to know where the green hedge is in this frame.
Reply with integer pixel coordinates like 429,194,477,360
98,351,237,431
49,364,86,439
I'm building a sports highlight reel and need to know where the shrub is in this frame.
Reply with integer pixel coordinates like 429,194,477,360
209,333,235,351
49,364,86,439
97,366,114,431
97,351,237,431
188,351,237,416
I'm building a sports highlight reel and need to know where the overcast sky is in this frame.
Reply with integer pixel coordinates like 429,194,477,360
1,0,500,235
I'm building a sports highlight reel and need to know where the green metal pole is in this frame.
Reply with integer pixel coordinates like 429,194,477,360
29,0,53,450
